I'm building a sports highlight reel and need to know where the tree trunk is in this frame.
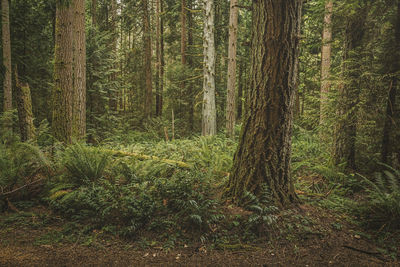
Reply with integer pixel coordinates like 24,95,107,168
333,7,367,170
187,0,195,130
155,0,162,117
225,0,302,207
73,0,87,139
237,61,243,121
91,0,97,26
225,0,239,138
158,0,165,116
381,1,400,164
2,0,12,113
319,0,333,129
52,0,74,144
143,0,153,119
202,0,217,136
14,67,35,142
109,0,118,111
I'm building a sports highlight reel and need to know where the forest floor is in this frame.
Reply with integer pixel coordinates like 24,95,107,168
0,202,398,267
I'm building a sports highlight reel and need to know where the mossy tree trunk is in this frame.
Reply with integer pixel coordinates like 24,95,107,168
143,0,153,119
15,67,35,142
202,0,217,136
52,0,74,144
2,0,12,114
225,0,302,207
333,6,367,170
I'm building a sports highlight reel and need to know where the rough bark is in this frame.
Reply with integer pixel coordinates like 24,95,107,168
52,0,74,144
237,61,243,121
15,68,35,142
143,0,153,118
2,0,12,113
73,0,87,139
225,0,302,207
319,0,333,128
333,7,367,170
381,1,400,164
226,0,239,138
202,0,217,136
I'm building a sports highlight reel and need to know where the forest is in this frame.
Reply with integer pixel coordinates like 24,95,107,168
0,0,399,265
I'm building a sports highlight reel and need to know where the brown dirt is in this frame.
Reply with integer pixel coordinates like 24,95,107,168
0,205,399,267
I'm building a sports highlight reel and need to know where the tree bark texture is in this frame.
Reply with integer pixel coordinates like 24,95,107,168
15,68,35,142
333,7,367,170
225,0,302,207
2,0,12,112
52,0,74,144
143,0,153,118
381,1,400,164
237,61,243,121
319,0,333,128
73,0,87,139
226,0,239,138
202,0,217,136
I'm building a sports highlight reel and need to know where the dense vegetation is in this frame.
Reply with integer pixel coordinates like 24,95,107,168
0,0,399,265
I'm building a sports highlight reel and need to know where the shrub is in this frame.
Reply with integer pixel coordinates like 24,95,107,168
356,164,400,231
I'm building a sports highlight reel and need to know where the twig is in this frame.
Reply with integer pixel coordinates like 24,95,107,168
0,178,45,197
343,245,385,261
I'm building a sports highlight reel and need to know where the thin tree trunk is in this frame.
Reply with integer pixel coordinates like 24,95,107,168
155,0,161,117
225,0,239,138
143,0,153,118
2,0,12,113
52,0,74,144
237,60,243,121
225,0,302,207
381,1,400,164
92,0,97,26
14,67,35,142
109,0,118,111
159,0,164,116
319,0,333,129
202,0,217,136
73,0,87,139
187,0,194,130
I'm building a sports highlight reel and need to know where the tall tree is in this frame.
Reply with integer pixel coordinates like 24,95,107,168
142,0,153,118
225,0,302,206
202,0,217,136
92,0,97,26
155,0,163,117
333,4,367,170
52,0,74,143
381,0,400,164
73,0,87,138
225,0,239,138
319,0,333,128
2,0,12,113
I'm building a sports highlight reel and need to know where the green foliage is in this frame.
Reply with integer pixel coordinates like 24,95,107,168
356,165,400,231
61,143,110,186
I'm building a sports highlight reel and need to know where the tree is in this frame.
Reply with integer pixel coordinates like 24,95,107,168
155,0,163,117
202,0,217,136
225,0,302,206
319,0,333,129
142,0,153,118
381,0,400,164
73,0,87,138
2,0,12,114
333,3,367,170
52,0,74,144
225,0,239,138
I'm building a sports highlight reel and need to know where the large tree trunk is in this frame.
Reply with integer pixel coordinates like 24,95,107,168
333,6,367,170
2,0,12,113
52,0,74,144
202,0,217,136
381,1,400,164
14,68,35,142
319,0,333,129
225,0,302,207
143,0,153,119
73,0,87,139
225,0,239,138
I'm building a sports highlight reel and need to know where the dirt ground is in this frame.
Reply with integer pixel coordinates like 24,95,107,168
0,205,399,267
